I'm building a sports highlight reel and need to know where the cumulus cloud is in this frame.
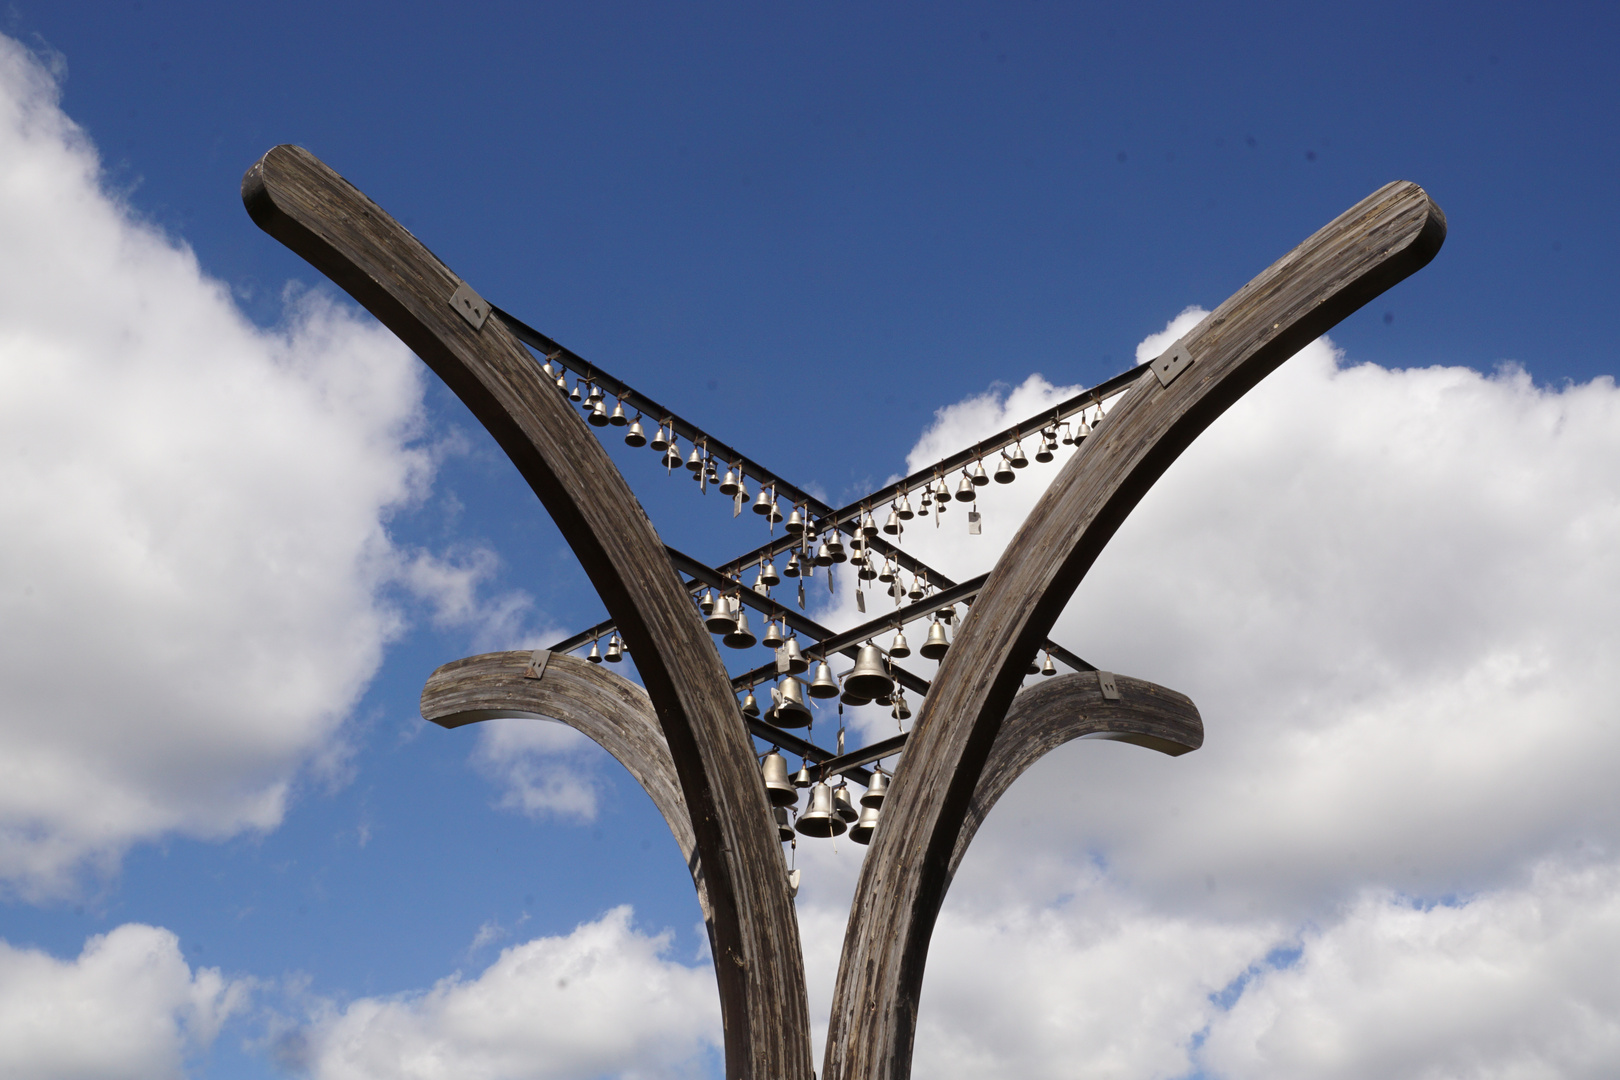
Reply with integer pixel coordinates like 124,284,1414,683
0,923,249,1079
294,906,720,1080
0,35,533,897
470,719,606,821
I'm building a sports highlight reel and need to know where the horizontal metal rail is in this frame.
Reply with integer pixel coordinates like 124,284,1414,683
747,717,873,786
814,731,909,777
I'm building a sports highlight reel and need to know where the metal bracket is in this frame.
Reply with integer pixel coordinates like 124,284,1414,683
1096,670,1121,700
523,648,550,680
449,281,490,330
1150,341,1193,388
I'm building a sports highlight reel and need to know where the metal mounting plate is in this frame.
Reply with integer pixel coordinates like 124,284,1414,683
1151,341,1193,388
449,281,490,330
523,648,550,680
1096,670,1121,700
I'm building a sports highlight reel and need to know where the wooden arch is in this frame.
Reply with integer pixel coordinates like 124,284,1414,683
243,146,1443,1080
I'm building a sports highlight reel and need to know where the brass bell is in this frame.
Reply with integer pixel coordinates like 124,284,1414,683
860,767,889,807
861,511,879,537
955,473,976,502
723,608,757,649
796,781,847,838
761,749,798,807
832,783,859,823
784,551,801,578
605,634,623,662
889,629,910,658
763,619,784,649
792,760,814,788
608,399,628,426
785,507,805,535
994,455,1015,483
1010,442,1029,468
769,676,812,727
1042,651,1057,676
586,638,602,663
719,466,740,496
760,560,780,587
919,618,950,660
698,588,716,617
741,687,760,718
971,460,989,486
705,595,737,634
845,643,894,700
883,509,901,535
588,399,610,426
808,660,839,699
686,445,705,473
890,691,911,721
624,416,647,447
814,540,832,567
773,806,795,842
649,424,669,452
849,803,880,845
783,637,808,674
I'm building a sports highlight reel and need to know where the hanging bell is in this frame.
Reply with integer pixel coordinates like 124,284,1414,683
608,399,628,427
705,595,737,634
698,588,716,617
808,660,839,699
883,509,901,535
938,604,955,624
1060,422,1076,446
861,511,879,537
542,359,556,379
588,399,610,426
785,507,805,535
994,455,1016,483
605,634,623,662
570,378,584,402
784,551,801,578
919,619,950,660
1010,442,1029,468
783,636,808,674
752,487,774,516
832,782,859,823
919,489,932,514
971,460,990,486
763,619,784,649
585,382,604,406
555,369,569,392
1042,651,1057,676
889,629,911,658
773,806,795,842
1036,436,1056,463
861,767,889,807
761,749,798,808
761,560,780,587
826,532,847,563
933,478,952,504
770,676,812,727
849,802,881,845
814,540,832,567
878,559,896,584
792,761,814,788
723,608,757,649
741,687,760,718
845,644,894,700
857,559,877,582
955,473,976,502
840,684,871,708
796,781,847,838
908,576,926,600
586,639,602,663
706,459,719,485
624,416,647,447
662,437,682,469
719,466,740,496
890,691,911,721
1027,655,1039,674
686,445,705,473
649,425,669,452
897,494,915,520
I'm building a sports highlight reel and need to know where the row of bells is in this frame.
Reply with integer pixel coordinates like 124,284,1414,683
762,749,889,843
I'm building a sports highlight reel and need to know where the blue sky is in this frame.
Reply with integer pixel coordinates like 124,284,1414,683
2,3,1619,1079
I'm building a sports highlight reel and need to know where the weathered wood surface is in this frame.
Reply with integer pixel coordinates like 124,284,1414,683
419,650,713,926
825,182,1446,1080
244,146,811,1080
949,672,1201,879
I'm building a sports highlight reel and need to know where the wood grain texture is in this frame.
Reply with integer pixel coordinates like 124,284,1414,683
950,672,1201,879
244,146,810,1080
825,181,1446,1080
420,651,714,926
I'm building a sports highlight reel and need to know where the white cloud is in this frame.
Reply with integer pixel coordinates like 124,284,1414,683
470,719,606,821
296,906,721,1080
0,923,249,1080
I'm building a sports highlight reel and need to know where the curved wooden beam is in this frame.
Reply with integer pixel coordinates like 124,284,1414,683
244,146,811,1080
949,671,1200,880
419,650,714,926
825,181,1447,1080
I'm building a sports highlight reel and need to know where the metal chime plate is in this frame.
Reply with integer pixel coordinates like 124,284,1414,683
1151,341,1193,388
449,281,491,330
1096,670,1121,700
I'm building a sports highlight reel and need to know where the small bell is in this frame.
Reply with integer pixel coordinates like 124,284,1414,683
624,416,647,447
883,509,901,535
814,540,832,567
662,437,682,470
889,629,910,658
705,595,737,634
764,496,783,524
608,399,628,426
649,425,669,452
994,455,1015,483
686,445,705,473
845,643,894,700
796,781,847,838
770,677,812,727
541,359,557,379
919,489,932,513
587,398,610,426
857,559,877,582
860,767,889,807
741,688,760,718
861,511,879,538
555,369,569,392
1027,656,1039,674
783,636,808,674
1041,651,1057,676
570,378,584,402
827,532,847,563
955,473,976,502
1010,442,1029,469
933,478,952,504
586,639,602,663
897,495,915,520
605,634,623,662
971,460,990,486
773,806,795,842
763,619,785,649
784,551,801,578
808,660,840,699
908,576,926,600
832,782,859,823
698,588,716,617
1036,436,1055,463
890,691,911,721
719,466,740,496
761,749,798,808
939,604,955,624
723,609,757,649
919,619,950,660
785,507,805,535
752,487,774,516
849,802,881,845
878,558,896,584
1078,412,1093,438
1060,422,1076,445
792,761,814,788
585,382,604,406
760,560,781,587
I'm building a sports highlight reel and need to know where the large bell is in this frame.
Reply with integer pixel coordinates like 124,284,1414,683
889,628,910,658
832,783,859,823
849,803,881,845
605,634,623,662
860,767,889,807
586,639,602,663
649,425,670,452
723,609,757,649
1010,442,1029,468
719,466,740,496
773,806,795,842
588,398,610,426
796,781,847,838
933,478,952,504
761,749,798,808
624,417,647,447
971,460,990,486
752,487,774,516
785,507,805,535
808,660,839,699
770,676,812,727
705,595,737,634
740,687,760,718
919,618,950,660
994,456,1016,483
845,643,894,700
955,474,976,502
783,636,808,674
762,619,784,649
840,685,871,707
